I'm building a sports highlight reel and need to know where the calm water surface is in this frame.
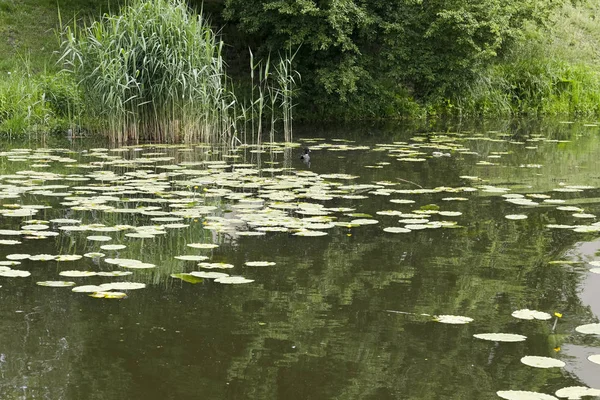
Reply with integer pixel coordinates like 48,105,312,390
0,119,599,399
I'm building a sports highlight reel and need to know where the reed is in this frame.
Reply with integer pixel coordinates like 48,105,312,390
59,0,238,143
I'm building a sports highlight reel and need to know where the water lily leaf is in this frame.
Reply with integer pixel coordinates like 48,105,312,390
100,244,127,251
59,270,97,277
293,230,328,237
171,273,204,284
189,271,229,279
89,291,127,299
99,282,146,290
435,315,473,324
245,261,276,267
174,255,210,261
84,252,105,258
0,270,31,277
383,227,411,233
511,309,552,320
187,243,219,249
55,255,83,262
555,386,600,399
520,356,565,368
198,262,234,269
505,214,528,220
87,235,112,242
6,254,30,260
36,281,76,287
575,323,600,335
214,276,254,284
588,354,600,365
350,218,379,225
496,390,558,400
96,271,132,277
72,285,105,293
473,333,527,342
29,254,56,261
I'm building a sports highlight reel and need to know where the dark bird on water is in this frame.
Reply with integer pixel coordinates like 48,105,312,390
300,148,310,162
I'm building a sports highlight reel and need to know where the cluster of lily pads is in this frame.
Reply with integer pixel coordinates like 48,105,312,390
416,309,600,399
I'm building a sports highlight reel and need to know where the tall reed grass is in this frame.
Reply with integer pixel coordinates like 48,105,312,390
60,0,238,143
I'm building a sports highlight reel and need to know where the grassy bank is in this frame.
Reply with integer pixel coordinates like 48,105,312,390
2,0,600,138
443,1,600,118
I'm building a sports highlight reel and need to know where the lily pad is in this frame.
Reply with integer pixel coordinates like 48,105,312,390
72,285,105,293
89,291,127,299
587,354,600,365
59,270,97,277
0,270,31,277
520,356,565,368
511,309,552,321
171,273,204,284
497,391,558,400
198,262,234,269
575,323,600,335
435,315,473,324
174,255,210,261
505,214,528,220
187,243,219,249
99,282,146,290
555,386,600,399
245,261,276,267
214,276,254,284
36,281,76,287
100,244,127,251
473,333,527,342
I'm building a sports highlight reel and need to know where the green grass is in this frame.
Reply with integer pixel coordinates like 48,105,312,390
443,0,600,118
0,0,123,73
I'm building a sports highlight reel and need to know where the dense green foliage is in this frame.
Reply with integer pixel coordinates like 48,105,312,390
223,0,565,119
2,0,600,136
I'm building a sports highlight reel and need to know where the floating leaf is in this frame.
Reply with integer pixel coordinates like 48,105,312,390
55,255,83,262
435,315,473,324
171,273,204,284
588,354,600,365
497,390,558,400
187,243,219,249
99,282,146,290
245,261,276,267
72,285,105,293
473,333,527,342
190,271,229,279
511,309,552,321
575,323,600,335
520,356,565,368
214,276,254,284
36,281,76,287
59,270,97,277
0,270,31,277
89,291,127,299
383,227,411,233
198,262,234,269
174,255,210,261
29,254,56,261
505,214,528,220
555,387,600,399
100,244,127,251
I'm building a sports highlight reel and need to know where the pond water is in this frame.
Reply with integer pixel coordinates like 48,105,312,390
0,119,599,399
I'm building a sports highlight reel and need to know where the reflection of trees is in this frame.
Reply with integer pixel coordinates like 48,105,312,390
1,120,600,398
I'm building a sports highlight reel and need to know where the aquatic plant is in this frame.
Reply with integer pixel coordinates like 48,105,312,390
60,0,238,143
